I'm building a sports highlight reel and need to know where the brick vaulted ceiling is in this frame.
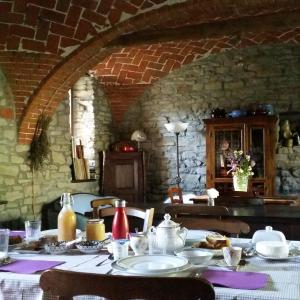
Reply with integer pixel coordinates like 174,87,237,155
0,1,299,143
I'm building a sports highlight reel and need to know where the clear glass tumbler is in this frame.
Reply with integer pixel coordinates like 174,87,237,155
0,229,10,259
24,220,41,242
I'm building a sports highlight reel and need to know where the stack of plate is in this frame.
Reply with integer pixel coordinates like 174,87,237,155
112,255,191,276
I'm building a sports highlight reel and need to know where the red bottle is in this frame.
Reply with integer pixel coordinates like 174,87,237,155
112,200,129,239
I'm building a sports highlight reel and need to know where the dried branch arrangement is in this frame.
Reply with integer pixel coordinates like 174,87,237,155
29,113,51,171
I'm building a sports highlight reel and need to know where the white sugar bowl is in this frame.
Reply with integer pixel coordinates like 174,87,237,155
256,241,289,258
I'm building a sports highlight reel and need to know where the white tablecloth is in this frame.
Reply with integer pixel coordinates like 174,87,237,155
1,235,300,300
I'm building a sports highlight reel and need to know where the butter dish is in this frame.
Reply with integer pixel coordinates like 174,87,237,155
251,226,286,244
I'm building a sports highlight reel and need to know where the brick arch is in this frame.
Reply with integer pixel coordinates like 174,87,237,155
15,0,300,143
16,0,194,144
92,28,300,122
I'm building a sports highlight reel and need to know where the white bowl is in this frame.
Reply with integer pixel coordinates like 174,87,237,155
175,248,213,265
256,241,289,258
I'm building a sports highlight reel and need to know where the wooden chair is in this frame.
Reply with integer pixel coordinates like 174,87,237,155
96,206,154,233
168,186,183,204
165,205,250,237
91,197,119,218
40,269,215,300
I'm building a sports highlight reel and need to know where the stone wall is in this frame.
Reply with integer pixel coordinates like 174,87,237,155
276,146,300,194
121,44,300,201
0,72,114,222
71,75,115,178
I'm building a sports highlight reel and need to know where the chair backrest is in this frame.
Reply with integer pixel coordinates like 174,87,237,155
91,197,119,219
168,186,183,204
98,206,154,233
165,205,249,237
40,269,215,300
165,204,230,217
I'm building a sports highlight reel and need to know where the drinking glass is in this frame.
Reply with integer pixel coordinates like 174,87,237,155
25,220,41,242
222,246,242,266
0,229,10,259
112,239,129,260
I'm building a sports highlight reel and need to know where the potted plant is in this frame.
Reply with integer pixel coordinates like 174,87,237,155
227,150,255,192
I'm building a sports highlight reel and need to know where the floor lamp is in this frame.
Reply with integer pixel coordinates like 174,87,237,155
164,122,189,187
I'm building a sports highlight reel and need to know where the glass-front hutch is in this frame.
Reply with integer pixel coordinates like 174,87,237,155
204,115,277,196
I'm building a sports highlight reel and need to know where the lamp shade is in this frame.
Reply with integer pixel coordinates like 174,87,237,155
131,130,147,142
164,122,189,133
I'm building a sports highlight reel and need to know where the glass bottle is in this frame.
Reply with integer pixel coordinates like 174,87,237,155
57,193,76,241
112,200,129,239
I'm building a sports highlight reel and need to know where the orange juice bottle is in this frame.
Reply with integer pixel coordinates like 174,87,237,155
57,193,76,241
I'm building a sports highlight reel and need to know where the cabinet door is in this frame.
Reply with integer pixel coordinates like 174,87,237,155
103,152,144,203
206,124,244,194
214,127,244,178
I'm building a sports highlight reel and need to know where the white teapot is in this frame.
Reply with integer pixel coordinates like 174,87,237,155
149,214,188,253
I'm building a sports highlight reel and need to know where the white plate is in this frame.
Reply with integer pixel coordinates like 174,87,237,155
257,249,300,261
186,240,223,257
112,255,191,275
11,245,44,254
40,229,81,237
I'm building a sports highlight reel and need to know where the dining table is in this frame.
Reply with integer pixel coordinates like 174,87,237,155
1,230,300,300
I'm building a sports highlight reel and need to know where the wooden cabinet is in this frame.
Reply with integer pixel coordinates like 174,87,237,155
204,116,277,196
101,151,145,203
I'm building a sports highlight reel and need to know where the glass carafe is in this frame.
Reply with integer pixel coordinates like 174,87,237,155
57,193,76,241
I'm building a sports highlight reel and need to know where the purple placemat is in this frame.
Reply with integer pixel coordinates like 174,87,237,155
0,259,64,274
202,270,268,290
9,231,26,238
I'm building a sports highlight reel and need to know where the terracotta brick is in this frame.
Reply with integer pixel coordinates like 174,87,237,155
22,39,45,52
108,8,122,25
74,19,97,40
40,8,65,23
0,2,12,13
0,108,14,119
126,71,142,81
30,0,56,9
0,24,9,44
13,0,27,13
97,0,113,14
0,12,23,23
35,18,50,41
65,5,82,27
56,0,71,12
115,0,139,15
50,22,74,37
82,9,106,25
72,0,98,10
7,36,20,50
46,34,60,54
10,25,35,39
25,5,40,26
60,37,80,48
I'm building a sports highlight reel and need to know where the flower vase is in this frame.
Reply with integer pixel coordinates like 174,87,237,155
233,175,249,192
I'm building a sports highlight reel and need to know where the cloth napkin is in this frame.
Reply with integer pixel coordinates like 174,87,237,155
0,259,64,274
9,231,26,238
202,270,268,290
